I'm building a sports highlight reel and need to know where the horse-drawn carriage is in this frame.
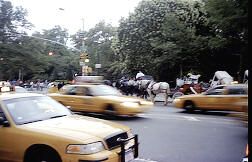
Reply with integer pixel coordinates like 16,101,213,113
114,73,209,105
169,73,209,99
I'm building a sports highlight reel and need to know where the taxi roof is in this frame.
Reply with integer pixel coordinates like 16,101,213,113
214,83,247,87
0,92,44,101
73,76,104,84
61,84,106,89
64,83,102,87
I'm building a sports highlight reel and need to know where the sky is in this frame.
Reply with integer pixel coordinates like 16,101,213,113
9,0,142,34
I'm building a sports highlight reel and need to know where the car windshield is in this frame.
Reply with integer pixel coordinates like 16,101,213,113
3,96,71,125
90,85,122,96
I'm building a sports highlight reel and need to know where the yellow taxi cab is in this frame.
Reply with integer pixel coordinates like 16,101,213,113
173,84,248,112
48,84,153,116
0,85,139,162
47,84,59,93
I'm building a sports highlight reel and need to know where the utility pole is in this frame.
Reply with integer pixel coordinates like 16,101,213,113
80,18,86,76
81,18,85,52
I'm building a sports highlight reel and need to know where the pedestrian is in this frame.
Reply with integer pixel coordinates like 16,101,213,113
30,81,34,91
136,71,145,80
57,82,63,90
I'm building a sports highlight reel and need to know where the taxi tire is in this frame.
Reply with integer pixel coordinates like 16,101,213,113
184,101,195,113
24,146,61,162
105,105,117,116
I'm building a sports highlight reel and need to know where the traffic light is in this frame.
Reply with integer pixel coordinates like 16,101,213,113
48,52,54,56
80,53,89,60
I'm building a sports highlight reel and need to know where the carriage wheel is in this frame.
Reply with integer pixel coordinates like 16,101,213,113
172,92,184,99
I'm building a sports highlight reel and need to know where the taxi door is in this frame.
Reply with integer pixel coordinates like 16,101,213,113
71,87,99,113
53,86,86,110
209,90,231,110
199,86,226,110
55,86,86,111
0,106,19,162
62,86,97,112
221,87,248,111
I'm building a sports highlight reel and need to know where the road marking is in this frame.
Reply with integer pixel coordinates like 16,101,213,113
138,114,192,121
182,116,200,121
139,113,238,125
135,158,159,162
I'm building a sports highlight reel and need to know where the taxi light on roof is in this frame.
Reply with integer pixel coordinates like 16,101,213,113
74,76,104,84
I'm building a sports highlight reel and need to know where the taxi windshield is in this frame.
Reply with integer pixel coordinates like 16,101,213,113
90,85,122,96
3,96,71,125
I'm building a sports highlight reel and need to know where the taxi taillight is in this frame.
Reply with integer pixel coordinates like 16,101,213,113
246,144,249,156
0,86,15,92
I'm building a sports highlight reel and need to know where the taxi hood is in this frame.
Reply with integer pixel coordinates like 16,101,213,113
20,115,129,142
178,93,205,99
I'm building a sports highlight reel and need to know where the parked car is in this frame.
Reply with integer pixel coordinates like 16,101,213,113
14,86,28,93
173,84,248,112
0,90,138,162
48,84,153,116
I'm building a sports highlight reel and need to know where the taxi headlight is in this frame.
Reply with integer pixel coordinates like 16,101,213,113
120,102,139,107
66,142,105,154
127,129,134,138
173,98,181,102
140,100,153,105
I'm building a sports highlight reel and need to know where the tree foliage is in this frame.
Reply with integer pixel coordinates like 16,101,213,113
0,0,248,83
0,0,79,81
111,0,248,82
0,0,31,43
112,0,209,80
204,0,248,81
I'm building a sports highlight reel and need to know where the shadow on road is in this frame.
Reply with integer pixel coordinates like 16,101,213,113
73,112,148,121
178,110,230,116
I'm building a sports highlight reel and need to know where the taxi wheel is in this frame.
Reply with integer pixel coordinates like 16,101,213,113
105,105,117,116
25,147,61,162
184,101,195,113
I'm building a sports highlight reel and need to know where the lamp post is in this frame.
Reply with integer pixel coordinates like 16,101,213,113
0,58,4,80
94,38,103,76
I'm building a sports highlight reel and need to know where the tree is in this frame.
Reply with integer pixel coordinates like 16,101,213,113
112,0,208,81
24,26,80,81
204,0,248,81
0,0,31,43
71,21,117,79
0,0,33,80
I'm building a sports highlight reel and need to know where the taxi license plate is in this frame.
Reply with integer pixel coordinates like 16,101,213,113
125,149,134,162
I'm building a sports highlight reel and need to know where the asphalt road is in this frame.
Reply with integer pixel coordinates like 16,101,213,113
84,102,248,162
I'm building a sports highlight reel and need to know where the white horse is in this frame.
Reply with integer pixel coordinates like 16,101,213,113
137,80,171,105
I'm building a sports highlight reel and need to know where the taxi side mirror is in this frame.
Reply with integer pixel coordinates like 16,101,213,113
0,117,10,127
